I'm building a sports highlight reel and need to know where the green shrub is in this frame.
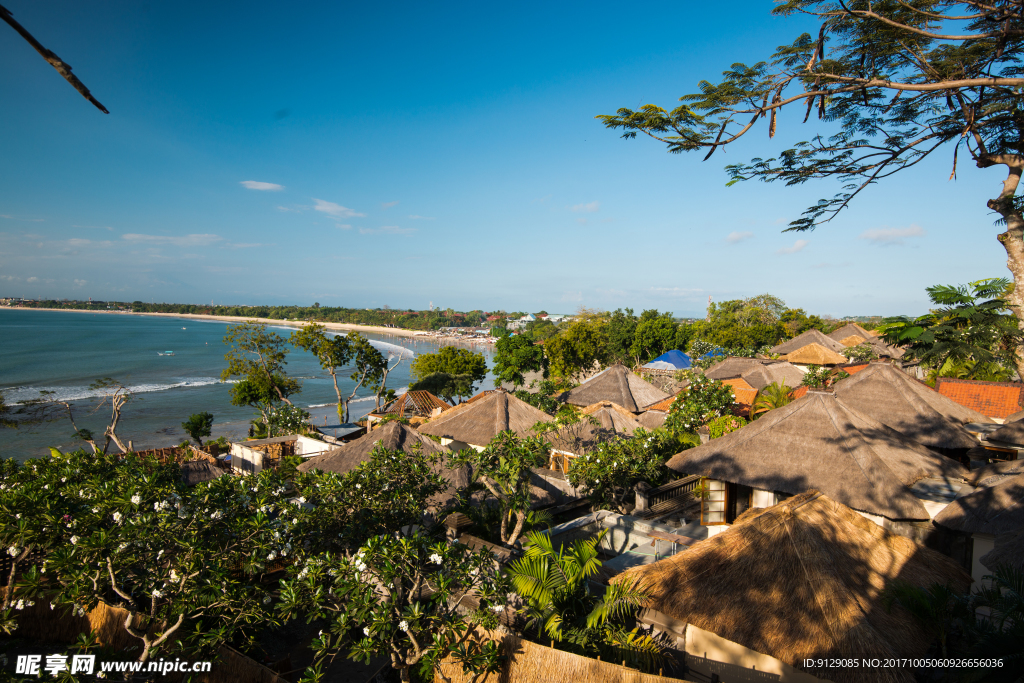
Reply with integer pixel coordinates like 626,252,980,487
707,414,747,439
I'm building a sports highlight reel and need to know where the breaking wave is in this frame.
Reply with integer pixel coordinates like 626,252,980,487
1,377,228,404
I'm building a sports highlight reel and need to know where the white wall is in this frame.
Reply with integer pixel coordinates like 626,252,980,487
685,623,825,683
972,533,996,587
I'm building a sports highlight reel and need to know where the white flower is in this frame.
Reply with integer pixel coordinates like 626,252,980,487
61,477,66,483
263,596,271,605
152,589,163,598
113,512,123,523
429,553,443,565
363,627,371,637
178,508,188,519
355,483,361,489
210,510,223,520
7,546,19,557
170,570,180,582
267,551,277,561
354,561,367,572
14,513,20,519
92,507,99,513
70,535,80,545
14,600,24,610
490,604,504,613
292,518,298,525
398,620,409,632
97,673,106,679
131,495,141,505
297,496,306,503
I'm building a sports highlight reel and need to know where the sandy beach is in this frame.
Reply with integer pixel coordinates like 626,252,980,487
1,306,425,339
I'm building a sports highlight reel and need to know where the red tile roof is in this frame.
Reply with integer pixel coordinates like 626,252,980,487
647,393,681,413
935,378,1024,419
842,364,868,375
791,385,809,400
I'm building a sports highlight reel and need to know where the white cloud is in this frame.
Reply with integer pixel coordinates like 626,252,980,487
381,201,400,209
408,215,434,220
0,215,44,222
649,287,704,298
359,226,415,235
73,279,87,287
26,276,38,283
726,231,754,244
576,218,588,225
122,233,223,247
0,275,20,281
313,198,365,218
571,201,600,213
859,224,926,245
777,240,809,254
240,181,283,191
336,224,352,230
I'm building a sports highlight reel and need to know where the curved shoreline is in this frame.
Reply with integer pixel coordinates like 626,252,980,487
0,306,426,339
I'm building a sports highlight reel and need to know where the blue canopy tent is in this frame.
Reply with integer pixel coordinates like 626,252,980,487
642,350,692,371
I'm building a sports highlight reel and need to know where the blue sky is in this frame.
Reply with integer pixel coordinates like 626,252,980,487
0,0,1010,317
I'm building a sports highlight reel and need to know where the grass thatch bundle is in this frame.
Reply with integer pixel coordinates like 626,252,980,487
933,473,1024,535
613,491,971,683
981,529,1024,571
563,364,670,412
418,390,552,446
832,362,985,450
378,389,452,417
665,391,967,521
545,401,643,454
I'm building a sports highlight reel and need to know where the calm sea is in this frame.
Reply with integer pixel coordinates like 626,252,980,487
0,309,495,461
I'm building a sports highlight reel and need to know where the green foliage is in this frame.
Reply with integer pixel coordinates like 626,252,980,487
750,382,794,420
664,372,735,433
411,347,487,386
606,308,639,366
291,323,354,421
410,372,477,404
630,310,678,366
545,319,609,382
800,365,849,389
180,412,214,447
847,343,878,363
879,278,1023,379
492,333,546,390
707,414,747,439
278,531,510,682
780,308,834,336
449,431,551,547
564,429,683,513
514,379,566,414
507,530,668,671
221,322,300,403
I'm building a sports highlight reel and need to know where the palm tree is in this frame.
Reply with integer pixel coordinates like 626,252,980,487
750,382,793,420
507,529,668,671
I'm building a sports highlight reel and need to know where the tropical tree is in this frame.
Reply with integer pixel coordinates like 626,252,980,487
879,278,1024,379
222,322,300,405
507,530,667,671
410,347,487,402
545,318,609,382
449,431,551,547
180,412,214,447
564,429,683,513
750,382,795,420
279,532,510,683
291,323,354,422
409,372,477,404
630,310,678,366
600,2,1024,371
664,372,736,433
492,331,546,390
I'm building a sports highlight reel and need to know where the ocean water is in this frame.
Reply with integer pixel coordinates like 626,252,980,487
0,309,495,460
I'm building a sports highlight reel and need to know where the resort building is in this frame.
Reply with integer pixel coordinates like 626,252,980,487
544,400,644,472
562,363,670,413
614,491,971,683
364,389,451,429
417,389,552,452
769,328,848,356
229,434,334,474
934,377,1024,421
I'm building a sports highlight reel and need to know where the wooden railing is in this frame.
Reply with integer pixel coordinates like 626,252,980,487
648,475,701,507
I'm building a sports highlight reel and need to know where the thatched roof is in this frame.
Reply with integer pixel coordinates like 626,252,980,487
614,491,971,683
933,473,1024,535
832,363,982,450
296,421,469,509
544,401,642,454
739,362,805,391
987,419,1024,446
771,329,848,355
780,343,849,366
839,334,869,347
704,356,766,380
1004,408,1024,423
562,364,669,412
417,390,552,446
377,390,451,417
665,391,967,521
981,529,1024,571
637,410,667,430
828,323,876,343
966,459,1024,487
180,460,225,486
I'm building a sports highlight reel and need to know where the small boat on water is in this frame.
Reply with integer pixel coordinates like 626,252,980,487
158,351,175,356
182,327,187,329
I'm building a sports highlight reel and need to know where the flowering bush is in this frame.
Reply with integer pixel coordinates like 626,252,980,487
664,372,736,434
800,365,849,389
258,403,312,438
565,428,682,513
707,414,747,439
278,531,510,683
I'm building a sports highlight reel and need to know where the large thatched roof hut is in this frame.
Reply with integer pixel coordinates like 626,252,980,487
981,529,1024,572
986,419,1024,446
832,362,984,451
417,390,552,450
665,391,967,522
614,491,971,683
770,328,847,355
562,364,669,412
780,342,849,366
827,322,877,342
828,323,904,359
704,357,805,391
